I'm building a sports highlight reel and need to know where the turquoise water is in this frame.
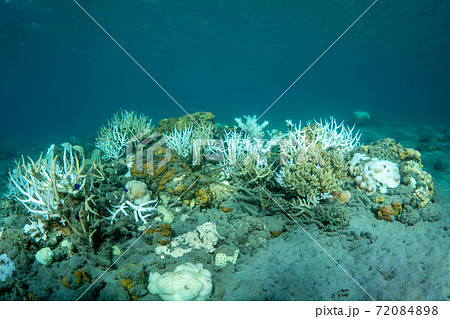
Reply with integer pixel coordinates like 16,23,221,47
1,0,449,151
0,0,449,303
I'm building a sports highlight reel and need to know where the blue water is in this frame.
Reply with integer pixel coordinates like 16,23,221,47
1,0,449,152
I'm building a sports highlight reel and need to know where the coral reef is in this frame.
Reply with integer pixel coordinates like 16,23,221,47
8,143,107,243
0,110,445,301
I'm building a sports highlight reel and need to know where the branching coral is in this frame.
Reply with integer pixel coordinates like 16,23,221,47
95,110,153,160
211,129,270,180
9,143,86,220
8,143,105,242
235,115,269,139
272,118,358,207
106,199,158,224
163,123,217,163
163,124,194,159
275,148,347,205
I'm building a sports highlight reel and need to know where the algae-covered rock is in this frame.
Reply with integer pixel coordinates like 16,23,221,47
155,111,216,133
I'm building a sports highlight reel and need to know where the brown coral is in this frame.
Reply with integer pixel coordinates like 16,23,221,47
279,149,347,201
377,205,399,222
357,138,422,165
145,223,173,245
155,223,172,237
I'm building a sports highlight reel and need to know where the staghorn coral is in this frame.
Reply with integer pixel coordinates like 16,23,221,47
9,143,106,242
95,110,153,160
272,118,359,207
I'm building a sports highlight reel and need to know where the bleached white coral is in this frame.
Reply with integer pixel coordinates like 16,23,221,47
272,118,358,207
155,222,222,258
106,199,158,224
96,110,153,160
210,130,269,179
313,117,361,154
95,121,127,160
235,115,269,139
163,125,194,159
148,263,212,301
8,143,86,220
279,118,360,158
163,123,219,164
23,218,48,242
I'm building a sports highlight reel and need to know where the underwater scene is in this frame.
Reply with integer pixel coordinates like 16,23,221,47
0,0,449,301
